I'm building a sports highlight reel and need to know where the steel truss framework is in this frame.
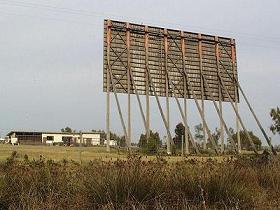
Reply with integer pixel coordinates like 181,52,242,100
103,19,276,155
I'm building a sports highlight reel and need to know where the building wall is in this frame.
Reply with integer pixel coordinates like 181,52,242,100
78,133,100,145
42,133,72,143
9,132,42,145
42,133,101,145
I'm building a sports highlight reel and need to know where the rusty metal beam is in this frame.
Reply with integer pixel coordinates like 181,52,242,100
106,20,112,152
181,31,189,155
106,21,128,145
145,26,151,140
198,34,207,150
215,37,225,153
126,22,131,148
164,29,171,154
230,39,241,153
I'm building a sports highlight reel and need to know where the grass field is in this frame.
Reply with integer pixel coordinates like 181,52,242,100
0,144,234,162
0,145,127,162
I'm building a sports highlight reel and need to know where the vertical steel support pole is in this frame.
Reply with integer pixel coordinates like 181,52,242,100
218,71,258,154
168,80,200,154
145,26,150,140
145,66,174,149
215,37,224,153
106,20,112,152
126,23,131,148
231,39,241,153
180,70,219,154
181,135,184,157
219,94,224,152
220,40,276,154
198,34,207,150
129,65,148,134
200,73,238,153
164,29,171,154
181,31,189,155
143,32,174,154
106,32,128,144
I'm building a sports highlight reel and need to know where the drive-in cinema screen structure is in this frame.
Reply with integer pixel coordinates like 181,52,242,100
103,20,238,102
103,19,275,155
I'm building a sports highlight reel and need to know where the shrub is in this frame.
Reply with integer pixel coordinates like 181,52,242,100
0,152,278,209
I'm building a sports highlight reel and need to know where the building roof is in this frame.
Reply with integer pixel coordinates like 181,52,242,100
6,130,102,136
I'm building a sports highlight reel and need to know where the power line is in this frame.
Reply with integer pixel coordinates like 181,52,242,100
1,0,280,43
0,0,105,18
0,11,280,51
0,1,279,51
0,9,99,26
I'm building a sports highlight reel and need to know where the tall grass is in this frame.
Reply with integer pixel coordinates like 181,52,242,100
0,152,278,209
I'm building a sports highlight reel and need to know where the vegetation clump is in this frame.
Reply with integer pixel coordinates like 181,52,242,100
0,152,279,209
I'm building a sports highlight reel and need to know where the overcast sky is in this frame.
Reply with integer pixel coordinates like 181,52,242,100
0,0,279,145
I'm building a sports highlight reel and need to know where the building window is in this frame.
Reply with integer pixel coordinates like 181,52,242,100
47,136,54,141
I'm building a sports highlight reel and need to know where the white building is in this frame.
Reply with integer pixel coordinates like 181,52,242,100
7,131,101,146
108,140,117,146
42,132,101,145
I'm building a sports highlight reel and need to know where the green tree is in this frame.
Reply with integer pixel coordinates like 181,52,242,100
232,130,262,150
174,122,185,148
117,136,126,147
61,127,74,133
270,107,280,135
138,131,161,154
138,133,147,148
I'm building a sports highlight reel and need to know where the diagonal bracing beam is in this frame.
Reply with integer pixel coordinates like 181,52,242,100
168,80,200,154
164,59,199,153
107,62,129,143
164,29,171,154
106,21,128,144
170,33,219,154
217,64,258,154
220,60,277,155
201,73,238,153
126,23,149,145
145,65,175,148
181,72,220,154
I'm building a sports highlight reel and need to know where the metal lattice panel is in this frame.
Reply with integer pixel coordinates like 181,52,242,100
103,19,239,102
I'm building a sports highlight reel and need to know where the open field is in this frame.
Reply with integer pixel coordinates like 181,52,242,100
0,144,127,162
0,144,241,163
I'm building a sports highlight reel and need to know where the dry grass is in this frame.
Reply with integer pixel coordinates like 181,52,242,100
0,144,233,163
0,151,279,209
0,144,127,162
